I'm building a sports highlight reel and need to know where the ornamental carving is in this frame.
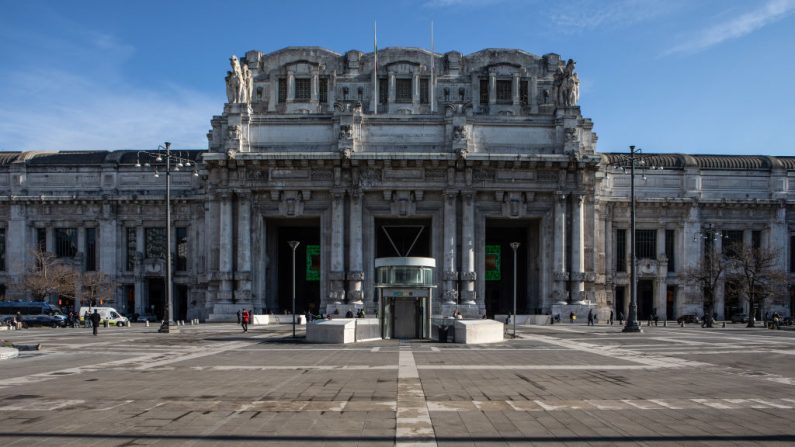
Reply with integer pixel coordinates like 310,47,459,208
553,271,570,281
461,271,477,281
443,289,459,302
347,271,365,281
442,271,459,281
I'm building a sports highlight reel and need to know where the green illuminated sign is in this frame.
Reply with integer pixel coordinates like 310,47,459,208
485,244,501,281
306,244,320,281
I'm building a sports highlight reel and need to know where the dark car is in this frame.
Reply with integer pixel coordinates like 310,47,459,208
731,313,748,323
20,314,67,328
676,314,699,324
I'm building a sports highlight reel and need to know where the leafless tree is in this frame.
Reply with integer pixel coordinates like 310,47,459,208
19,249,78,300
682,242,732,326
80,271,115,307
725,245,788,328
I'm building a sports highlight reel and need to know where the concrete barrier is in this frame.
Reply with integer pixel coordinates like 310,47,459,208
0,347,19,360
306,319,355,344
454,320,504,344
252,314,306,325
494,314,551,325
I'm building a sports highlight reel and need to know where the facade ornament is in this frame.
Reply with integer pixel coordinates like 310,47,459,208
338,125,353,140
553,59,580,107
452,125,467,142
225,55,253,104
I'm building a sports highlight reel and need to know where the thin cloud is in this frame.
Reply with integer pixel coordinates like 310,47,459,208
423,0,509,8
548,0,677,31
664,0,795,55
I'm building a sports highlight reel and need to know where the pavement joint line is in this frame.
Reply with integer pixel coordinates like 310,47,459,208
396,349,437,447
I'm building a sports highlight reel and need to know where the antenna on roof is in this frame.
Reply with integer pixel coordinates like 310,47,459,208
372,21,378,115
430,21,436,113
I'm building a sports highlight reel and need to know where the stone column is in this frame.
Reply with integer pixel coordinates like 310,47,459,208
488,71,496,106
461,191,476,305
135,226,145,315
388,71,396,106
329,190,345,304
347,190,364,305
77,227,86,270
412,72,420,106
529,76,538,113
268,70,278,112
512,73,520,106
443,190,458,304
713,232,724,319
98,205,117,277
553,193,568,301
46,227,55,253
218,194,234,301
286,70,295,103
236,193,252,305
7,205,27,299
311,69,319,105
570,195,584,301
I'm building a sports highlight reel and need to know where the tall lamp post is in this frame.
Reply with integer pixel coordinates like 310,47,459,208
288,240,300,338
611,145,661,333
693,228,724,328
510,242,520,338
136,142,200,334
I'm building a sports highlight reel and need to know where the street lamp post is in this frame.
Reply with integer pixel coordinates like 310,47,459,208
136,142,200,334
693,228,724,328
288,240,300,338
611,145,661,333
510,242,520,338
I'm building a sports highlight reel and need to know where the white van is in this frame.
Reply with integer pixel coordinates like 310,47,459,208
78,307,130,327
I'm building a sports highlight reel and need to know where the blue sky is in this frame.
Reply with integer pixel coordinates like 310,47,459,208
1,0,794,155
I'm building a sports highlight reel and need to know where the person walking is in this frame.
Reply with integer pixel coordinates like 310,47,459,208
90,310,101,336
241,308,249,332
618,311,624,326
587,309,594,326
609,310,614,326
236,309,241,324
569,311,576,324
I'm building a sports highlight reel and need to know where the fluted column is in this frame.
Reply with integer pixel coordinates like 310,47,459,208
461,191,476,305
286,70,295,103
236,193,252,304
443,190,458,304
570,194,585,301
219,194,234,300
347,190,364,304
512,73,520,106
488,71,496,106
330,190,345,304
553,193,568,301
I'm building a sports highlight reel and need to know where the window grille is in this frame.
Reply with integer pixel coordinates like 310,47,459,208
519,80,528,105
126,228,136,271
37,228,47,253
319,78,328,103
176,227,188,272
145,227,166,260
379,78,388,104
55,228,78,258
420,78,429,104
723,230,743,258
665,229,675,272
635,229,657,260
496,80,511,103
396,78,412,103
278,78,287,103
616,229,626,272
85,228,96,271
294,78,310,102
479,79,488,104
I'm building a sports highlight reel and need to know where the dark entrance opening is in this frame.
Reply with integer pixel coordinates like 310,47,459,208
174,285,188,322
725,278,742,320
375,218,431,258
637,280,654,321
124,285,135,318
273,220,321,314
615,286,626,318
666,286,676,319
484,221,536,317
147,278,165,320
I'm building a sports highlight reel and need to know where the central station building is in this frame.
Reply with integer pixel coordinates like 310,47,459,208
0,47,793,325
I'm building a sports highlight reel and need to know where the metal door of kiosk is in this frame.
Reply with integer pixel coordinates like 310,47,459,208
375,257,435,339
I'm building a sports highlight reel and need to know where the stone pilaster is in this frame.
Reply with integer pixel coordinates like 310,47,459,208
236,193,252,304
570,194,585,300
347,190,364,304
330,189,345,304
443,190,458,304
553,193,568,302
218,193,234,301
461,191,476,304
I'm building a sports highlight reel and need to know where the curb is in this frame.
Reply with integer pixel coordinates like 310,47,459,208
0,347,19,360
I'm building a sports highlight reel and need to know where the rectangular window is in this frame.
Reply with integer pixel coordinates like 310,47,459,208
176,227,188,272
0,228,5,272
519,80,528,105
665,230,675,273
395,78,412,103
752,230,761,250
278,78,287,103
55,228,78,258
144,227,166,260
85,228,96,271
379,77,388,104
420,78,429,104
635,229,657,259
37,228,47,253
616,229,626,272
294,78,311,102
496,79,511,103
126,228,136,271
479,79,489,104
319,78,328,103
723,230,743,258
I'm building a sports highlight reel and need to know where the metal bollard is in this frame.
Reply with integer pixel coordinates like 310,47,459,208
145,320,150,327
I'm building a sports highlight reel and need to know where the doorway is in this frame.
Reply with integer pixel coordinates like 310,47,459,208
269,219,321,314
637,280,654,320
615,286,626,318
666,286,676,319
147,278,165,320
485,220,537,317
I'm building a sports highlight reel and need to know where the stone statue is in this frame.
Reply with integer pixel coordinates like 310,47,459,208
241,64,253,103
225,71,235,103
554,59,580,107
226,55,252,104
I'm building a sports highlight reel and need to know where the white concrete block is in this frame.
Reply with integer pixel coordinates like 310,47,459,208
306,319,355,344
453,320,504,344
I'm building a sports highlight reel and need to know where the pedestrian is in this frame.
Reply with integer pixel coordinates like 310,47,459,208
609,310,614,326
569,311,576,324
236,309,241,324
90,310,101,336
587,309,594,326
241,308,249,332
618,311,624,325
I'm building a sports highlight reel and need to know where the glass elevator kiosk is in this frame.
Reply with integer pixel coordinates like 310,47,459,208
375,257,435,339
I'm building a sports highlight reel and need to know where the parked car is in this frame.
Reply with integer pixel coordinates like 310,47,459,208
20,314,67,328
731,313,748,323
676,314,699,324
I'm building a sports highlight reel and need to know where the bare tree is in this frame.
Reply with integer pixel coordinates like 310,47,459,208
725,245,788,328
80,271,115,308
19,249,78,301
682,242,731,327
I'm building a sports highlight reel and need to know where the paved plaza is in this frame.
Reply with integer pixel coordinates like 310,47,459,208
1,322,794,446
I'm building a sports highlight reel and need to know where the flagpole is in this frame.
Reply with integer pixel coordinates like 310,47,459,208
373,21,378,115
430,21,435,113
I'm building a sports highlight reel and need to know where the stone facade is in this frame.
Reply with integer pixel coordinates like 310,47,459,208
0,47,793,322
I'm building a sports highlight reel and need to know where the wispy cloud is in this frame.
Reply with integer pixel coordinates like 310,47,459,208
547,0,677,31
423,0,510,8
664,0,795,55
